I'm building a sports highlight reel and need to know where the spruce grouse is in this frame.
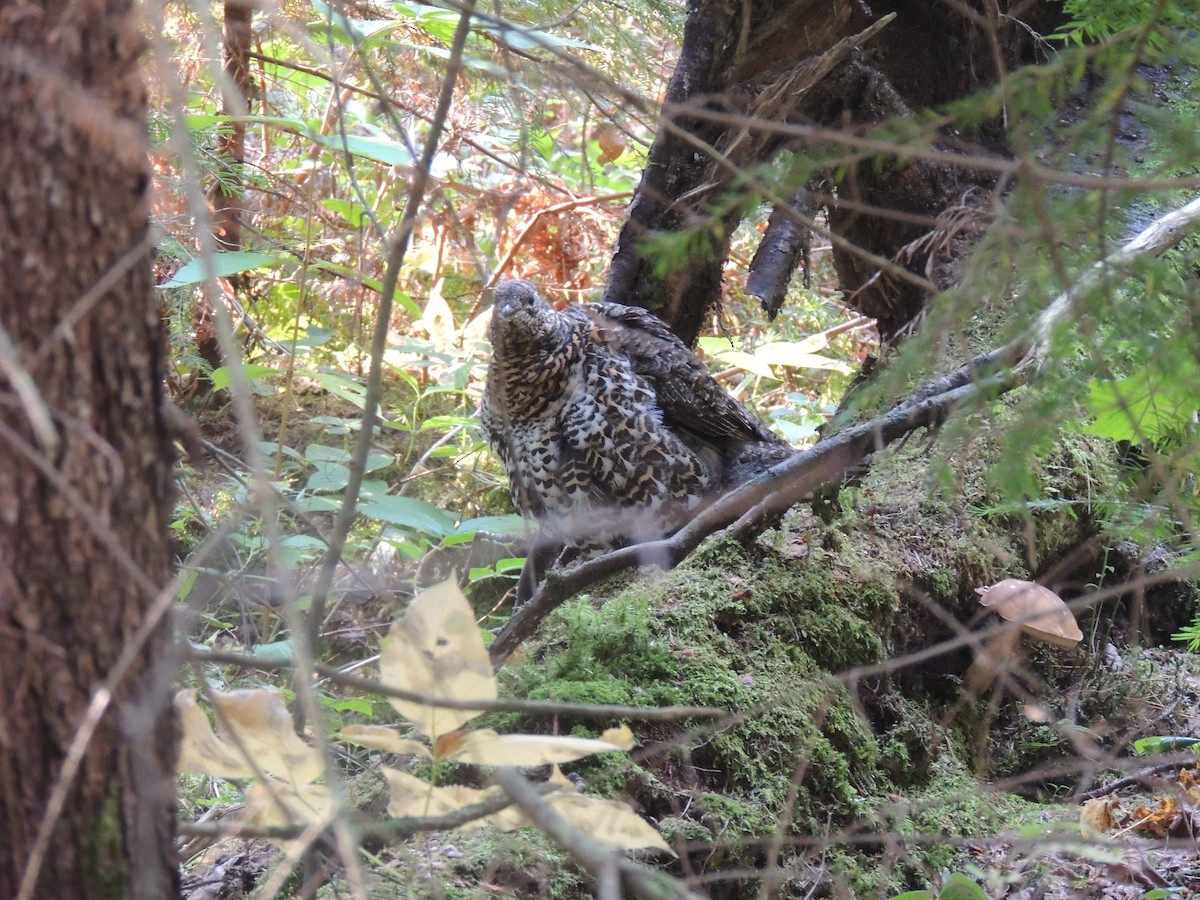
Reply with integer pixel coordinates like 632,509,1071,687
482,279,793,602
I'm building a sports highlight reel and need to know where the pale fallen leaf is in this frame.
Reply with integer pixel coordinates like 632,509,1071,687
244,778,335,855
440,728,633,766
175,688,322,784
341,724,431,757
175,689,256,779
599,725,636,751
1080,797,1117,839
547,792,675,856
207,688,324,785
380,768,525,831
417,278,457,350
380,579,497,739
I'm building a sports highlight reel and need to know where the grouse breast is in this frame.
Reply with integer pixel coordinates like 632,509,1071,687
481,279,791,550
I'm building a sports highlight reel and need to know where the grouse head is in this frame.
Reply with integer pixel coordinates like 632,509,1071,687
489,280,570,356
486,279,583,422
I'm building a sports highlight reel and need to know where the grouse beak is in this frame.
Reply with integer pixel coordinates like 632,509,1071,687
493,280,538,320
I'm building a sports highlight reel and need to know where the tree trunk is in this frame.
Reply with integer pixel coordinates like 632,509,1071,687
0,2,179,897
606,0,1064,344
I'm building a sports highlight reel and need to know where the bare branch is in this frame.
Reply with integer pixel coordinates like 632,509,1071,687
490,191,1200,665
187,647,727,721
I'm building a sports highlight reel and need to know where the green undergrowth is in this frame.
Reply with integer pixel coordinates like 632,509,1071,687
469,389,1182,895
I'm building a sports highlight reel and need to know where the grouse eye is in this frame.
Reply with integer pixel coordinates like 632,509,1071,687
494,280,544,319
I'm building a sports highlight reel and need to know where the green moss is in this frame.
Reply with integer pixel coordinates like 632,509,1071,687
499,540,893,866
477,372,1170,896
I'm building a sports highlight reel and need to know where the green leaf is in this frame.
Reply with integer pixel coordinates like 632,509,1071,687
1133,735,1200,755
454,514,528,536
294,495,340,513
419,414,476,432
252,640,295,660
936,873,987,900
314,371,368,408
210,363,278,393
889,892,935,900
293,326,335,349
305,444,351,462
279,534,328,559
321,198,368,228
1083,358,1200,447
160,252,290,288
310,131,412,167
183,113,308,132
320,696,375,716
357,496,456,536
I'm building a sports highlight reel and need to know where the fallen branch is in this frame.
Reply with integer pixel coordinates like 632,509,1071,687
490,367,1015,663
489,193,1200,666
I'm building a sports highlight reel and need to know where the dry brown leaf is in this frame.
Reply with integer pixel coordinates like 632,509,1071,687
1128,801,1195,844
380,578,497,739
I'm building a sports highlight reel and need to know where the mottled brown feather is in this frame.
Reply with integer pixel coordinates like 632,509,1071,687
482,279,792,556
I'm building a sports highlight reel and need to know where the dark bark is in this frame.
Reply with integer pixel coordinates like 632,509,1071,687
190,0,257,384
606,0,1064,344
211,0,254,251
0,2,179,897
746,186,815,319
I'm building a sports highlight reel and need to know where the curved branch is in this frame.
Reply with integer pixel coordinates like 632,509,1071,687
491,192,1200,665
490,367,1015,664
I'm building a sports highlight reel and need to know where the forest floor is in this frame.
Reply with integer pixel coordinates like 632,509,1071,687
176,379,1200,898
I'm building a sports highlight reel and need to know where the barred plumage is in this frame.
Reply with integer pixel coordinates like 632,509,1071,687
481,279,792,600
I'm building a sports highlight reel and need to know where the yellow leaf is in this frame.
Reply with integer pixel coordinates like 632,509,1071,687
380,768,525,831
175,688,322,784
175,689,256,779
599,725,636,751
208,688,324,785
547,792,675,856
244,778,335,854
1079,797,1117,839
380,579,497,739
443,729,632,766
417,278,456,350
340,724,431,757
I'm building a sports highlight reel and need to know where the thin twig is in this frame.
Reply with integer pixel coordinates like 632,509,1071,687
306,1,479,650
494,768,704,900
187,646,725,721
